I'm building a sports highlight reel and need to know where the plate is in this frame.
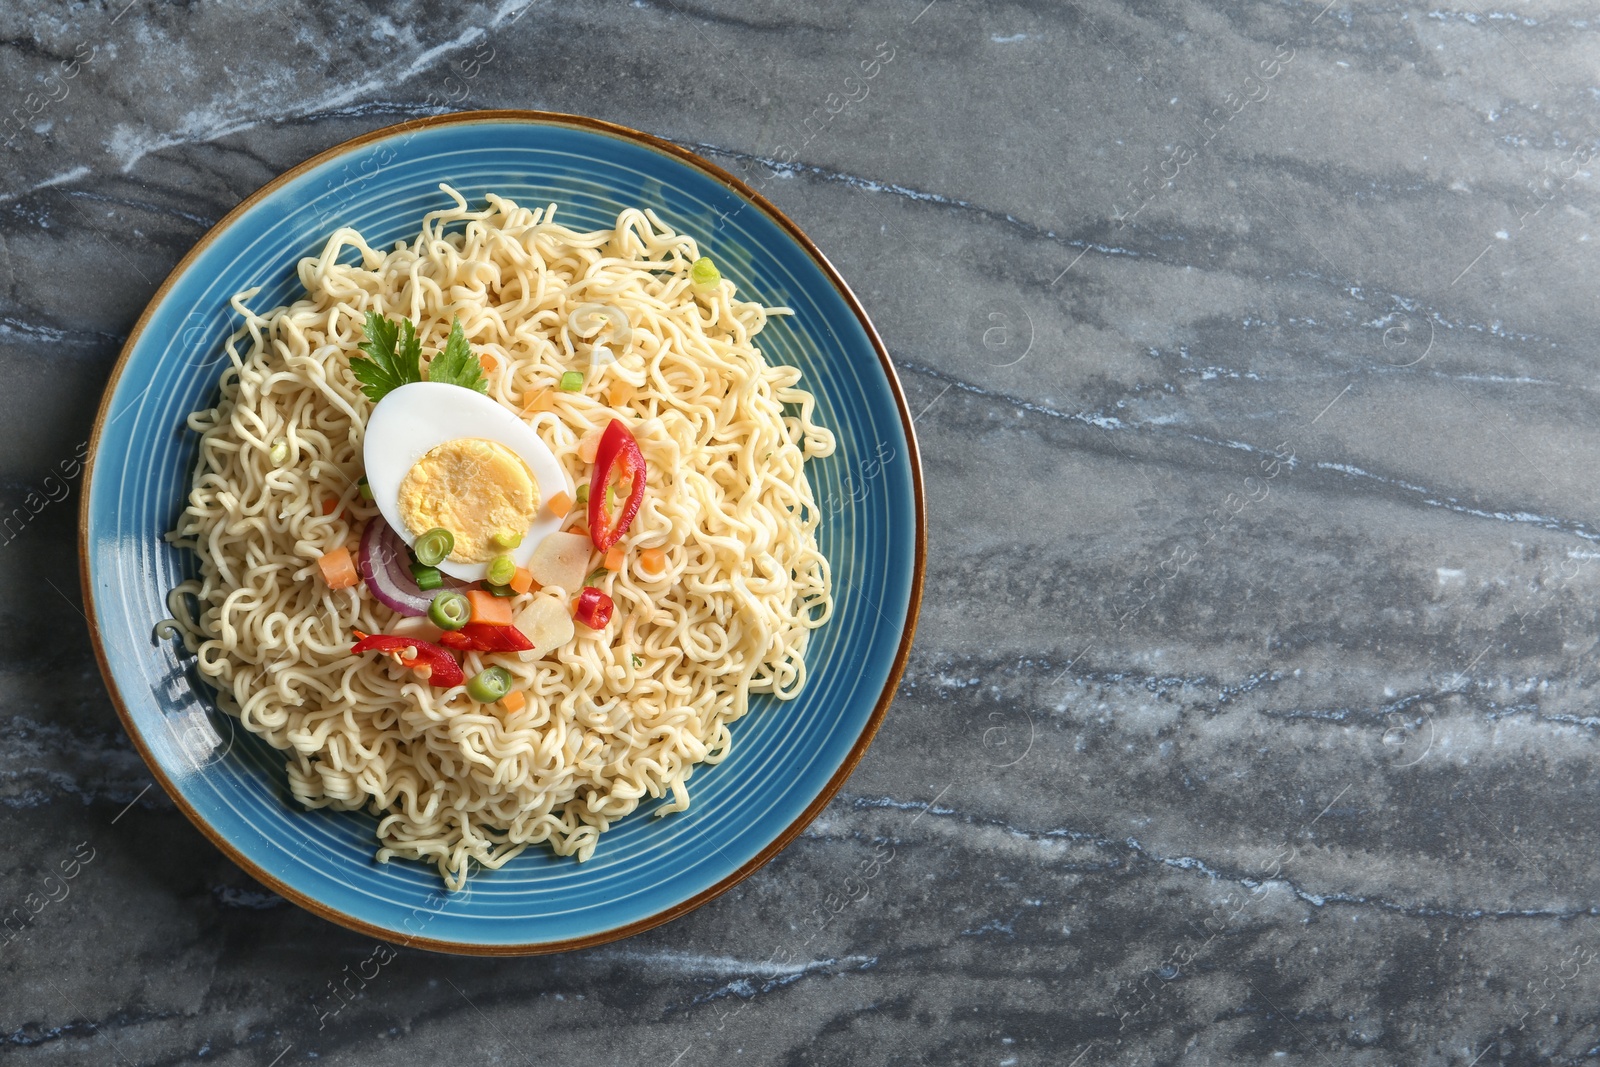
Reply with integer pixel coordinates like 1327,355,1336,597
78,111,924,954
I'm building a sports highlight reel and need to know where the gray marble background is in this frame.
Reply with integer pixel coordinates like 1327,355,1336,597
3,0,1598,1064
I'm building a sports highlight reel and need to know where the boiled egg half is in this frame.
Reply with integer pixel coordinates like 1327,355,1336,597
363,382,569,581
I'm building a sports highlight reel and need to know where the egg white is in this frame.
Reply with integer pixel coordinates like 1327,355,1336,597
363,382,571,581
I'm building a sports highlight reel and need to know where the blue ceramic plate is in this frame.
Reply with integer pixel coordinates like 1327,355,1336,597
79,111,924,954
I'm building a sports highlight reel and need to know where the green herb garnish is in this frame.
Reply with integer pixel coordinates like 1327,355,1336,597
351,312,423,404
427,318,488,393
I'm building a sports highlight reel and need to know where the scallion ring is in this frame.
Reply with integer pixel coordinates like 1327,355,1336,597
690,256,721,293
268,438,289,465
428,590,470,631
467,666,512,704
486,553,517,587
559,370,584,392
414,527,454,566
490,529,523,550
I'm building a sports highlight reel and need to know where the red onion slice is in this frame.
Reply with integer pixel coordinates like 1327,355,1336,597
357,515,466,616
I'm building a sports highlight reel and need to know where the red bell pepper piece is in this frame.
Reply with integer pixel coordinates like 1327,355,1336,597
351,633,465,688
587,419,646,551
573,586,614,629
436,622,535,653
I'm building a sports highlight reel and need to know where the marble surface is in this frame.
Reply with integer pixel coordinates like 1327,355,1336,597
3,0,1599,1063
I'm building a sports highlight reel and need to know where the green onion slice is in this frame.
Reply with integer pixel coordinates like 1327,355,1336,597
486,554,517,587
467,666,513,703
690,256,721,292
559,371,584,392
490,529,523,550
409,563,444,591
428,590,470,631
414,527,454,566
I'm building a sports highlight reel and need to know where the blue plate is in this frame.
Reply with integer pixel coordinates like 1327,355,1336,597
79,111,924,954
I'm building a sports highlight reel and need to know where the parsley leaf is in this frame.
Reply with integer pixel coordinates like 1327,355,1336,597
426,317,488,394
350,312,422,404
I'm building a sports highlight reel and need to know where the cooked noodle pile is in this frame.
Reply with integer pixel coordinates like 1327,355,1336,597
165,186,835,888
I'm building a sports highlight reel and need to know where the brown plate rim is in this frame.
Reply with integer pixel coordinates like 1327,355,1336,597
77,108,926,956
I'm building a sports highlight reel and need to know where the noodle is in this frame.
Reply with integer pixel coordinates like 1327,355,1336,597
164,186,835,889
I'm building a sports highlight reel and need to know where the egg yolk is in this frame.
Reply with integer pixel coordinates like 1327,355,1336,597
397,438,540,562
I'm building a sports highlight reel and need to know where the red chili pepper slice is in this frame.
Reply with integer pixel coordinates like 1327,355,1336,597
436,623,534,653
351,634,465,688
573,586,614,629
587,419,646,552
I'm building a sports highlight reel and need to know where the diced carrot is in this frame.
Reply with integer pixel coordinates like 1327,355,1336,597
480,352,499,373
521,390,551,414
466,589,515,626
499,689,526,714
508,567,535,595
546,490,572,518
321,496,338,516
318,547,359,590
606,379,633,407
568,523,589,540
604,545,625,571
578,429,603,464
569,595,580,617
638,547,666,576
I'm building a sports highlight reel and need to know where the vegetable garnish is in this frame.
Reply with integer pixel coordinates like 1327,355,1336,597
490,529,523,550
467,666,513,704
409,563,444,591
269,438,289,465
587,419,647,551
487,554,517,586
351,634,465,689
573,586,614,629
690,256,721,293
603,545,625,572
438,622,535,653
508,567,535,595
318,547,360,590
466,589,514,627
559,371,584,392
546,491,572,518
414,527,455,567
499,689,527,714
638,547,666,576
427,318,489,394
357,475,373,501
352,312,423,404
428,590,471,631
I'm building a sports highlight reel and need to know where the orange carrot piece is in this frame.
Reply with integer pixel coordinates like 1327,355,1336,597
578,429,603,464
606,379,633,407
318,547,359,590
508,567,535,595
546,490,572,518
521,390,551,414
499,689,526,714
568,524,589,541
604,545,625,571
467,589,515,626
638,547,666,576
321,496,338,516
480,352,498,373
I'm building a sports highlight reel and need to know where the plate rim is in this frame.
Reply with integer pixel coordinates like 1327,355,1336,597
76,108,926,955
